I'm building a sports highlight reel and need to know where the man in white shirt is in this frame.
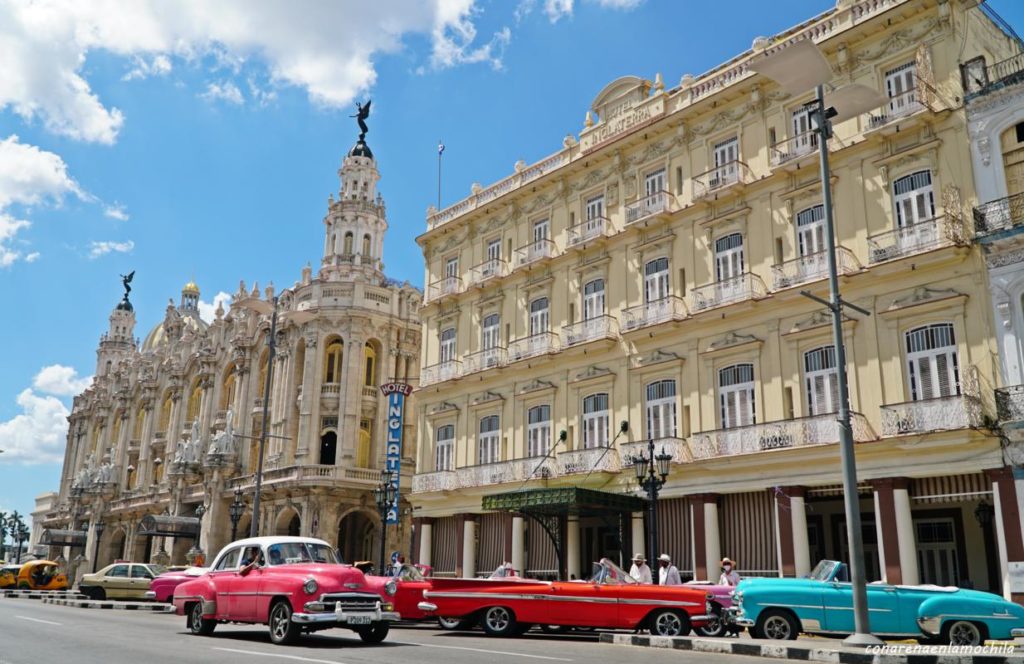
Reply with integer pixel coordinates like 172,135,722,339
718,557,741,586
628,553,652,584
657,553,681,585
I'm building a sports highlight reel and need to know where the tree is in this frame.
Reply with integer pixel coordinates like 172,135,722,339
0,511,7,561
8,512,22,563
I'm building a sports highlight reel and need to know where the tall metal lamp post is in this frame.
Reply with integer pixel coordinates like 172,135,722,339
229,488,245,542
629,441,672,563
91,520,105,572
374,469,397,575
188,503,207,564
749,40,885,648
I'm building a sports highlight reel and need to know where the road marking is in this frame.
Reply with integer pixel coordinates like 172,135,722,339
393,641,573,661
15,615,63,626
211,647,347,664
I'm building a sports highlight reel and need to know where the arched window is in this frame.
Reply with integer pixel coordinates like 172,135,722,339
362,234,371,257
892,170,935,227
482,313,500,351
804,346,838,415
715,233,744,281
440,328,457,364
324,340,343,383
529,297,549,336
344,232,354,255
363,342,377,387
583,279,605,320
132,407,145,440
478,415,500,464
905,323,960,400
358,419,372,468
644,258,670,303
645,379,677,440
718,364,755,428
257,350,269,399
186,380,202,423
158,394,173,434
220,366,236,411
110,412,123,448
527,405,551,457
582,393,609,448
435,424,455,471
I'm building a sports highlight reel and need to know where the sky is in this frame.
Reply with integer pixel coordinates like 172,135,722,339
1,0,1022,532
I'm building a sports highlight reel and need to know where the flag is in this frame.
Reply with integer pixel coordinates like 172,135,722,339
438,142,445,156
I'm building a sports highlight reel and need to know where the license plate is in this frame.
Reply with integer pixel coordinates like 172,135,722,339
348,616,371,625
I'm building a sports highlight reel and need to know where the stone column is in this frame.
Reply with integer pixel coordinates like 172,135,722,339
511,515,526,574
893,481,918,586
461,515,477,578
631,512,645,559
871,478,912,584
418,519,433,567
138,406,155,484
295,334,319,461
566,515,581,579
789,488,811,578
988,466,1024,603
340,334,364,461
704,498,721,581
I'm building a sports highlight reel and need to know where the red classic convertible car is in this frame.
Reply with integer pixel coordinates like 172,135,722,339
418,558,713,637
172,536,399,645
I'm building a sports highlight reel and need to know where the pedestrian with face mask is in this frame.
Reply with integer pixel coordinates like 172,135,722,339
719,557,741,586
657,554,681,585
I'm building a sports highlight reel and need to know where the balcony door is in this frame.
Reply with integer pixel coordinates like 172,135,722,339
719,364,755,429
529,297,549,337
478,415,500,465
583,278,605,321
439,327,456,365
644,257,670,319
582,393,609,449
905,323,960,400
527,405,551,458
713,136,739,184
585,195,604,222
791,107,818,154
533,218,550,243
646,380,678,441
804,345,839,416
797,205,826,256
884,61,917,116
893,170,937,253
435,425,454,471
445,256,459,279
714,233,745,303
645,169,666,197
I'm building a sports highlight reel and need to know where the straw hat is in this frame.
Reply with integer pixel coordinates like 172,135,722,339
658,553,672,563
632,552,646,562
721,557,735,566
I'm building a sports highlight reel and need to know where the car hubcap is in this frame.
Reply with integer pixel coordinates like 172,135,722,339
703,616,722,635
439,617,461,629
764,616,790,639
191,605,201,630
655,613,682,636
487,608,510,632
950,622,980,646
272,606,289,640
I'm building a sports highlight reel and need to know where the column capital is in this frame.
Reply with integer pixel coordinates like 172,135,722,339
869,477,911,491
985,466,1014,483
778,486,807,499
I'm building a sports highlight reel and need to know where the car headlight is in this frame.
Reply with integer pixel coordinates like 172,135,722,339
384,580,397,596
303,578,318,595
382,602,394,611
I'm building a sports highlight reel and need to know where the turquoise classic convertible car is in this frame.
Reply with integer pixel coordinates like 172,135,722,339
734,560,1024,645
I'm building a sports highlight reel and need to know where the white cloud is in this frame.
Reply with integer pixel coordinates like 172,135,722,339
32,364,92,397
103,203,129,221
517,0,642,22
122,53,172,81
23,251,39,262
0,389,71,464
88,239,134,259
198,290,232,323
200,80,244,105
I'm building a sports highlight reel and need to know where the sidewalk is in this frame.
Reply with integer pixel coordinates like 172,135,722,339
599,632,1024,663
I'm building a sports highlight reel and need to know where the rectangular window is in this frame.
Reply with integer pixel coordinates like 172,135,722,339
645,380,678,440
583,279,605,320
585,195,604,221
439,328,456,364
478,415,501,465
435,424,454,471
527,405,552,457
804,346,839,416
713,136,739,185
486,238,501,261
884,61,917,114
893,170,936,227
905,323,960,400
533,219,549,243
718,364,756,428
482,313,501,351
529,297,549,336
445,257,459,279
644,257,670,303
644,169,666,197
715,233,744,281
791,107,818,151
582,393,609,448
796,205,826,256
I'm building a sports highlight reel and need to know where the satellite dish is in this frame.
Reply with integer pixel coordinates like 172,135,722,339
826,84,888,124
749,39,833,95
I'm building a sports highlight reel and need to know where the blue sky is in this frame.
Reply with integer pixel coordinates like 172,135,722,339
1,0,1022,530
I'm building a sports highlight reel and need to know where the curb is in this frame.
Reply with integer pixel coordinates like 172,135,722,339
1,590,89,600
41,597,173,612
598,633,1024,663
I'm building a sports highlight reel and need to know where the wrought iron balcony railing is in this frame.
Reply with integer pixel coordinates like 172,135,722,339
689,413,876,460
467,258,508,287
411,470,458,493
421,360,462,386
997,385,1024,424
463,347,507,374
456,456,557,487
618,438,691,466
880,367,982,436
508,332,560,362
769,132,817,167
427,276,462,302
691,160,753,199
621,296,689,332
557,445,619,475
771,246,860,290
562,315,619,347
974,191,1024,238
690,273,768,312
514,238,557,267
625,191,677,225
867,215,965,264
866,87,928,130
567,216,613,247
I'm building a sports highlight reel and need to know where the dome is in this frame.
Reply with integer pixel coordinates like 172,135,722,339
349,139,373,159
182,280,200,296
141,313,207,352
115,298,134,312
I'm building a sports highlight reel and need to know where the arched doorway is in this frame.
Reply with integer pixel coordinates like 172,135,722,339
132,530,152,564
235,513,252,540
337,511,376,564
102,528,127,567
319,431,337,465
275,507,301,537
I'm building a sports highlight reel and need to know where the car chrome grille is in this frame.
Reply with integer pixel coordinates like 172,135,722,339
318,592,380,611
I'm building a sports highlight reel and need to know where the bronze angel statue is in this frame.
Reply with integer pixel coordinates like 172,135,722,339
120,270,135,298
352,100,371,141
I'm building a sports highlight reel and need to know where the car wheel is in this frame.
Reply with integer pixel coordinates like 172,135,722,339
481,606,518,637
755,609,799,641
188,602,217,636
438,616,474,631
649,610,691,637
942,620,984,646
268,600,302,645
539,625,567,634
356,622,390,644
696,611,727,638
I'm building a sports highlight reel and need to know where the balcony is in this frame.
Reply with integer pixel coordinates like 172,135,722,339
463,347,507,374
618,438,691,465
228,464,382,491
621,296,689,332
965,53,1024,98
421,360,462,386
769,132,818,169
321,383,340,396
625,191,677,226
880,367,983,436
690,273,768,312
974,191,1024,239
411,470,458,493
689,413,876,461
867,215,965,264
562,315,619,348
515,239,557,267
864,84,943,135
567,216,614,248
771,247,860,290
427,276,462,302
691,161,753,200
557,446,620,475
997,385,1024,425
467,258,508,287
361,385,378,399
457,456,557,488
508,332,560,363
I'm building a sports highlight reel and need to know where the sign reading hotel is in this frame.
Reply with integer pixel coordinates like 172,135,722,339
380,382,412,524
580,75,666,154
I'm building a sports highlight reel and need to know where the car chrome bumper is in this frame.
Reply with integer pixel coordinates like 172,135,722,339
689,614,714,623
292,608,400,625
917,616,941,636
418,602,438,613
1012,628,1024,638
143,591,156,600
735,618,755,627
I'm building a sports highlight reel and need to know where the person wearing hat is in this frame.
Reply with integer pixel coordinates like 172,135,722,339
657,553,681,586
719,557,741,586
628,553,652,584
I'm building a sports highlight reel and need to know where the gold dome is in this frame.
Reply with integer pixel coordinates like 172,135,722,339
182,280,200,296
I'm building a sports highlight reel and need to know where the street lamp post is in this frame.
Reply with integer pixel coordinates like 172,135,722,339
92,520,105,572
229,488,245,542
188,503,207,565
629,441,672,563
373,469,397,575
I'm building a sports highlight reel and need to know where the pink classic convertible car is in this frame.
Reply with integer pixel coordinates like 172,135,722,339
172,536,399,645
145,566,208,603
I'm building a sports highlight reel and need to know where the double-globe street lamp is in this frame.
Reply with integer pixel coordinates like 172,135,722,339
374,469,398,575
92,520,105,573
229,488,246,542
629,441,672,564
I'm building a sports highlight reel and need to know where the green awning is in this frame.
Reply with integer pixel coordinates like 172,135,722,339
40,529,87,547
482,487,646,515
139,515,200,538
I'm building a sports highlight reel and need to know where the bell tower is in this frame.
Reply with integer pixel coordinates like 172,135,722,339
96,281,137,378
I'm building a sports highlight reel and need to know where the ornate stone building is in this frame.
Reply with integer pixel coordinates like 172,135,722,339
43,130,422,574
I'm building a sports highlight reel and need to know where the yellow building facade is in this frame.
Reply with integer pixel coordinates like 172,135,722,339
410,0,1024,600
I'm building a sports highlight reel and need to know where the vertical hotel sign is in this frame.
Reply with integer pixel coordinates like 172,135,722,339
380,382,412,524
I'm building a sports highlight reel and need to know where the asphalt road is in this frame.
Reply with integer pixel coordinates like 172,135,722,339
0,599,759,664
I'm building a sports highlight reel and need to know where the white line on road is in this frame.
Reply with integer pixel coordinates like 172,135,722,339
211,647,348,664
15,615,63,626
392,641,573,661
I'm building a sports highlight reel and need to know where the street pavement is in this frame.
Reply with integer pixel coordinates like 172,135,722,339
0,599,759,664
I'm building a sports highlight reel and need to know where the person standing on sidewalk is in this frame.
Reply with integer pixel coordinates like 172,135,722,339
657,553,681,585
629,553,653,584
718,557,741,586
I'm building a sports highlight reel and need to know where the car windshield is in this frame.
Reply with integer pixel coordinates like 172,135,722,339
148,564,167,576
265,542,338,566
808,560,840,581
588,558,639,585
